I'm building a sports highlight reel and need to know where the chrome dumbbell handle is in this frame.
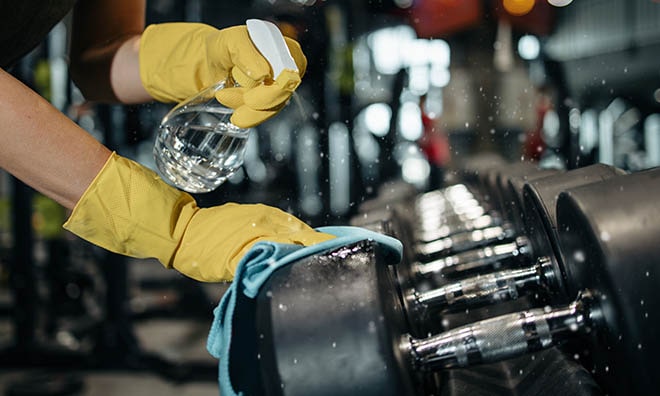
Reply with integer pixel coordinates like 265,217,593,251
403,290,598,372
415,224,517,257
417,205,488,231
414,236,532,279
415,213,503,243
415,184,476,211
409,256,554,316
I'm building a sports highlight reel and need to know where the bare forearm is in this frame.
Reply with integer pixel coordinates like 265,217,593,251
0,68,111,209
110,35,152,103
69,0,150,104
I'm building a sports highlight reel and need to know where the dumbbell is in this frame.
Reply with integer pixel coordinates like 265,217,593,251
252,242,596,396
412,161,543,246
355,163,617,337
352,163,557,327
407,166,658,394
254,167,660,396
408,164,617,281
377,163,546,272
410,162,570,277
555,166,660,396
358,163,616,336
401,164,622,335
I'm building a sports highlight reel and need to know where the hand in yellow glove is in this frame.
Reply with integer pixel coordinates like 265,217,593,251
63,152,334,282
139,22,307,128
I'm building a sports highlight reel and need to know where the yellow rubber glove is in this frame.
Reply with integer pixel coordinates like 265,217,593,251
139,22,307,128
63,153,334,282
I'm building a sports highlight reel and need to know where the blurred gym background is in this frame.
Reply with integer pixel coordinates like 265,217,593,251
1,0,659,395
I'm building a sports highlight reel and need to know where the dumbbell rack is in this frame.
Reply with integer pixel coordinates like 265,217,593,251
249,158,660,396
348,169,599,396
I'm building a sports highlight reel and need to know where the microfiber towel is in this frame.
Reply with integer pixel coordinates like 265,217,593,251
206,226,403,396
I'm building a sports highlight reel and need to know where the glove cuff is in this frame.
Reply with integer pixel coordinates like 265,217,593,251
63,152,198,268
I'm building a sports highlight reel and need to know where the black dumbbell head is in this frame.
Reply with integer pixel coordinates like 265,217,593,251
522,163,624,303
557,167,660,396
255,240,418,396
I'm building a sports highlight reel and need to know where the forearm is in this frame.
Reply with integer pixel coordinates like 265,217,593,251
0,68,111,209
69,0,150,104
110,35,152,103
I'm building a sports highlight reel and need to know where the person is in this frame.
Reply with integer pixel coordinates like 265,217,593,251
0,0,334,282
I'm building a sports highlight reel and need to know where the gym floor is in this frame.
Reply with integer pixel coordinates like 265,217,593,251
0,256,227,396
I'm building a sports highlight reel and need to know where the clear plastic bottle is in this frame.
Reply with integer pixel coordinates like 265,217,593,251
153,19,297,193
153,81,249,194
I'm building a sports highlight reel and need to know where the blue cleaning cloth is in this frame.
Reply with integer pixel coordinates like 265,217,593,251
206,226,403,396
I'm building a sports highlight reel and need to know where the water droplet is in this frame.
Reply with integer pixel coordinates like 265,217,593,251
573,250,585,263
332,342,337,348
574,353,580,360
638,343,643,350
640,299,645,306
293,358,298,364
605,366,609,372
278,303,288,312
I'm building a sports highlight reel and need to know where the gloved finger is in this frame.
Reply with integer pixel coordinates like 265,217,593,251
243,70,301,111
284,37,307,78
230,105,283,128
243,85,291,112
230,67,263,89
215,86,247,109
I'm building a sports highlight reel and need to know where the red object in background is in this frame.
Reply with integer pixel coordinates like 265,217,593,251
419,111,451,167
409,0,483,38
523,93,551,161
493,0,556,36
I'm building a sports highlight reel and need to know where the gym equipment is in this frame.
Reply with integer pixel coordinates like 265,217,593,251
352,164,558,336
402,164,622,335
403,289,599,371
412,161,542,249
255,240,417,396
253,166,660,396
254,239,596,396
556,166,660,396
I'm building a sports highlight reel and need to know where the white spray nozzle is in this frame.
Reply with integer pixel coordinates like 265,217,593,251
246,19,298,79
